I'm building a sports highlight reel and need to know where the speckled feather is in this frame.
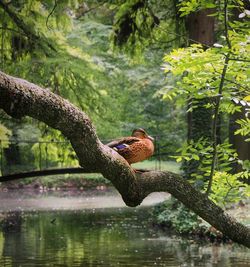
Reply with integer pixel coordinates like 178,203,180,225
106,136,154,164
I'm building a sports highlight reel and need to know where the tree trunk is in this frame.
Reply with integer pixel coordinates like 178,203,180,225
3,143,21,173
229,0,250,173
186,8,215,142
229,103,250,173
186,9,215,47
0,71,249,248
183,98,213,178
182,9,215,179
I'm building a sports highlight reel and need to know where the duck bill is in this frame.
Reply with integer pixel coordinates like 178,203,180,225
147,135,154,141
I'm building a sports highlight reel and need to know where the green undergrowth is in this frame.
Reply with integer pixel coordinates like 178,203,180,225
153,197,250,242
153,198,200,235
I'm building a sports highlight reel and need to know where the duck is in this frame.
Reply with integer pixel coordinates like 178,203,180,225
106,128,154,164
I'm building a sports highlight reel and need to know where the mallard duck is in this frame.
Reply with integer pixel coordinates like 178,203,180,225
106,128,154,164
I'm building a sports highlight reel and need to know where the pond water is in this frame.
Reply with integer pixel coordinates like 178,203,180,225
0,191,249,267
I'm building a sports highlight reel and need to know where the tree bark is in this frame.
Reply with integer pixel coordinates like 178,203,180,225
183,9,215,179
186,9,215,47
0,71,249,248
229,104,250,173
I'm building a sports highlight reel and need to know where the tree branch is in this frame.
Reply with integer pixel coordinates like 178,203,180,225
229,57,250,63
0,71,249,248
0,167,91,182
0,70,139,206
76,2,106,19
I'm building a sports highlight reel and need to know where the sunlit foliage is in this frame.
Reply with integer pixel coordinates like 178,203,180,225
161,0,250,204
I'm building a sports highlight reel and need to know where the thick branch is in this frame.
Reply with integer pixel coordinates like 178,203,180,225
140,171,250,247
0,71,249,247
0,71,139,206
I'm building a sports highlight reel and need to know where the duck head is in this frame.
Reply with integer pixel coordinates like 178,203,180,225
132,128,154,141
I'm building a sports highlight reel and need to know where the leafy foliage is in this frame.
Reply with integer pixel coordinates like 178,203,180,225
154,198,200,234
112,0,159,46
172,138,249,204
178,0,217,16
111,0,184,54
31,129,78,169
160,0,250,204
0,124,11,147
162,43,249,106
235,118,250,141
210,171,250,205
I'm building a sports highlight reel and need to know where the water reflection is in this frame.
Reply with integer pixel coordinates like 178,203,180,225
0,190,169,211
0,208,249,267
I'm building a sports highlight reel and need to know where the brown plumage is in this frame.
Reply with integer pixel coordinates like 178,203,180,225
106,128,154,164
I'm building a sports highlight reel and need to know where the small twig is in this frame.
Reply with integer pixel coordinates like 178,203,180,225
154,23,213,49
229,58,250,63
223,175,234,204
46,0,58,30
223,0,231,50
134,168,151,173
76,2,106,19
223,187,233,205
210,63,250,91
206,54,230,196
0,0,56,52
206,0,231,196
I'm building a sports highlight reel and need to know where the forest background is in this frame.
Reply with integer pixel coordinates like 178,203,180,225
0,0,249,236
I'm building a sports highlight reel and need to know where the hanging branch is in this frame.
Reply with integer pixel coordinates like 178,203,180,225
46,0,58,30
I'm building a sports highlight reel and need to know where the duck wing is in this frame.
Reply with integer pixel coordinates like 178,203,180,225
106,137,140,149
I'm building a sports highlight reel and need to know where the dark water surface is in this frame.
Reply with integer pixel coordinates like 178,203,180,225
0,207,249,267
0,190,249,266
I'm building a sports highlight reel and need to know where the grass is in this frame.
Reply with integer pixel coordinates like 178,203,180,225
83,160,181,180
133,160,181,173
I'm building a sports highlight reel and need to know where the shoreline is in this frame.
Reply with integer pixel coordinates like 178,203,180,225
0,189,170,212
